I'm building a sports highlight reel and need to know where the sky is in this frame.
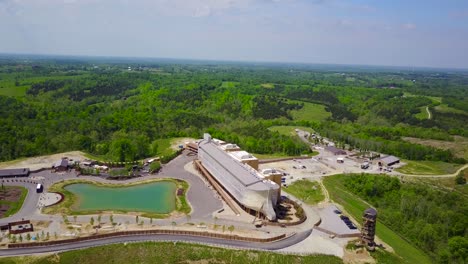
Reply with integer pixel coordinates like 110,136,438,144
1,0,468,69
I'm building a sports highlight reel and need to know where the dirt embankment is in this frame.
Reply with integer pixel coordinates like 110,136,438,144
0,151,89,170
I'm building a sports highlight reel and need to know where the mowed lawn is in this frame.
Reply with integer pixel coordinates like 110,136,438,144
414,106,429,120
396,160,464,175
221,81,239,88
290,101,331,122
1,242,344,264
0,86,28,96
323,175,431,264
268,126,315,137
286,179,324,205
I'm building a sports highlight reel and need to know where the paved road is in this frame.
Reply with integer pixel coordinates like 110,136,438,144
0,151,223,225
0,229,313,257
1,179,39,222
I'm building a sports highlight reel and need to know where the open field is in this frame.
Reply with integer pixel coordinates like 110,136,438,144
323,175,431,264
0,186,28,218
260,83,275,88
402,173,468,197
434,103,468,115
42,178,190,218
402,136,468,160
221,81,239,88
0,242,343,264
0,86,29,96
290,101,331,122
396,160,464,175
414,106,429,120
403,92,442,103
0,74,91,97
153,137,196,158
268,126,315,137
286,179,324,205
0,151,88,170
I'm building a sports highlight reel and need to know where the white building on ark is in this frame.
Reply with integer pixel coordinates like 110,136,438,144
198,133,280,220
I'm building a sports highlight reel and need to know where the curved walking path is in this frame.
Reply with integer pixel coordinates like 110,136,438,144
393,164,468,178
0,229,313,257
426,106,432,119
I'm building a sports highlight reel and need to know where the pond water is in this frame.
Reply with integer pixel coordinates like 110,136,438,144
65,181,176,213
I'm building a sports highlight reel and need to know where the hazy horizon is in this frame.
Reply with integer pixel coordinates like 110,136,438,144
1,0,468,69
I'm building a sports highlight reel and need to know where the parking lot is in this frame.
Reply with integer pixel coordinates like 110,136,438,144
316,205,361,236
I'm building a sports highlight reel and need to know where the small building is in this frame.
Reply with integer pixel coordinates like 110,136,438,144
229,150,259,170
53,158,69,172
9,220,34,234
325,146,346,156
377,155,400,167
0,168,30,178
220,143,241,152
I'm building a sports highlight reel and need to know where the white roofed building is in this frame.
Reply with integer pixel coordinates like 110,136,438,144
198,133,279,220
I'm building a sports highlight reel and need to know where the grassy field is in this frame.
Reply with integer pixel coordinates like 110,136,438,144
403,92,442,103
260,83,275,88
402,136,468,160
414,106,429,120
268,126,315,137
0,86,29,96
402,173,468,197
290,101,331,122
252,152,291,159
221,81,239,88
0,186,28,218
42,178,190,218
286,179,324,205
0,242,343,264
396,160,463,175
323,175,431,264
434,103,468,115
0,73,91,97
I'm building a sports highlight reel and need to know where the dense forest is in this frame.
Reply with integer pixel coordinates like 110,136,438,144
342,174,467,263
0,55,467,162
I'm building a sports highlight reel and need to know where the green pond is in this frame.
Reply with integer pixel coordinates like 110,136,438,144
65,181,177,213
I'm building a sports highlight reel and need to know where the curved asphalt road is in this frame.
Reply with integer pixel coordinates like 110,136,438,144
0,151,223,224
0,229,313,257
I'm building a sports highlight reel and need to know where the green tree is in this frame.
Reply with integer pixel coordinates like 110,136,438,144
150,140,159,156
26,233,31,241
228,225,234,234
448,236,468,263
90,217,95,226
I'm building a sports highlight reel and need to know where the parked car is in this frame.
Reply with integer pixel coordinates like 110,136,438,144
333,209,342,214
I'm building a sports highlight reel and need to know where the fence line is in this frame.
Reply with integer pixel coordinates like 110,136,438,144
8,229,286,248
